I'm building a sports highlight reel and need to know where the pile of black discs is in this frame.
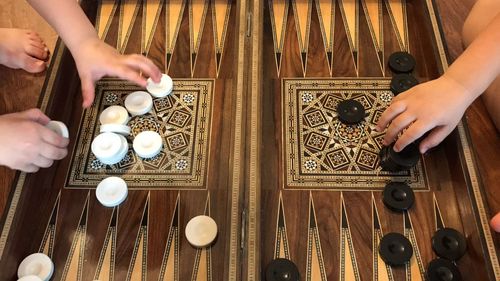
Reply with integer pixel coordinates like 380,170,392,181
379,180,466,281
378,52,423,172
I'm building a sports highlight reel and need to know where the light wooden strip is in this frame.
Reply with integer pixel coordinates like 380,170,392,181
118,0,140,52
315,0,335,50
143,0,163,54
96,0,118,40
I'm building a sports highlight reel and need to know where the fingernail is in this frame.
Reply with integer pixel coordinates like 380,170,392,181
44,47,49,52
420,146,427,154
393,145,401,152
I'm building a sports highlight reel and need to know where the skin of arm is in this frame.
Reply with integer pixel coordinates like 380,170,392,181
27,0,162,108
376,13,500,153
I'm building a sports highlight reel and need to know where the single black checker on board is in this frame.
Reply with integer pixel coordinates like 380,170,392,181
388,51,416,73
427,258,462,281
432,228,467,261
265,258,300,281
390,74,419,95
379,232,413,266
383,182,415,212
379,142,420,172
337,99,366,125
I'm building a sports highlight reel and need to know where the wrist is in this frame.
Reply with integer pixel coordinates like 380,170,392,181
440,73,479,104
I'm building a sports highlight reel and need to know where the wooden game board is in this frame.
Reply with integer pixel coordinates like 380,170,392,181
0,0,498,280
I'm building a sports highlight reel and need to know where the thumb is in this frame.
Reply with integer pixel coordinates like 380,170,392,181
81,75,96,108
22,108,50,125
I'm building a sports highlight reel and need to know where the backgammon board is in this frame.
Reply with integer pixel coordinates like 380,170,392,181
0,0,498,280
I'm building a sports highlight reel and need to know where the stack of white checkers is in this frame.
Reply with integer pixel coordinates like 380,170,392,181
92,73,173,165
185,215,218,248
17,253,54,281
91,74,174,208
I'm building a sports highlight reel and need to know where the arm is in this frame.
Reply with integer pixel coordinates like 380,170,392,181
27,0,161,108
376,13,500,153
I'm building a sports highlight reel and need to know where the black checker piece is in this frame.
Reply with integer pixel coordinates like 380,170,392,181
379,232,413,266
265,258,300,281
388,51,416,73
390,73,419,95
337,99,366,125
379,142,420,172
427,258,462,281
383,182,415,212
432,228,467,261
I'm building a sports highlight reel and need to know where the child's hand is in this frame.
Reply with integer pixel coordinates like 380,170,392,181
376,75,473,153
0,109,69,172
73,38,162,108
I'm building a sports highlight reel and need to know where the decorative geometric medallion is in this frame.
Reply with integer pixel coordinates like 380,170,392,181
66,78,214,188
166,132,189,151
283,78,428,190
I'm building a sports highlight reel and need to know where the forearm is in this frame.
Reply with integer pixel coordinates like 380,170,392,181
27,0,99,57
444,13,500,102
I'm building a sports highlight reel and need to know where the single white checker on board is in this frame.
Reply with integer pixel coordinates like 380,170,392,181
100,124,131,136
185,215,218,248
17,275,43,281
99,105,129,125
146,74,173,98
45,121,69,138
124,91,153,116
96,176,128,207
133,131,162,158
17,253,54,281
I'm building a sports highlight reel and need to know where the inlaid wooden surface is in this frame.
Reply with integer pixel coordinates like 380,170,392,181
0,0,499,281
253,0,499,280
0,0,243,280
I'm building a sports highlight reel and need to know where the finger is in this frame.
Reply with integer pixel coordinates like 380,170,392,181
112,66,148,87
25,45,48,61
490,212,500,233
393,121,432,152
383,113,416,147
376,101,407,132
27,33,44,44
80,75,96,108
22,108,50,125
123,54,162,82
39,141,68,160
21,164,40,173
40,126,69,148
419,125,454,154
21,54,46,73
33,155,54,168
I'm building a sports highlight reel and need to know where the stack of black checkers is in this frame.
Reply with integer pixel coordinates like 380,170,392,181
265,258,300,281
379,142,420,172
388,52,419,95
426,228,467,281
